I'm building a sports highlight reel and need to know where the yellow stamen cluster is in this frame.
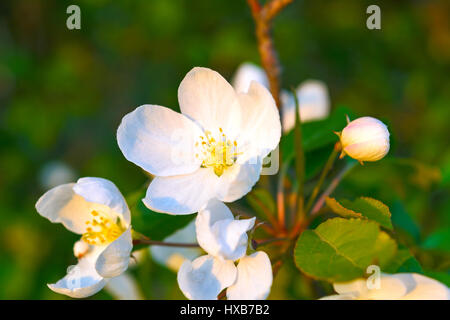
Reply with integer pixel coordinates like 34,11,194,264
196,128,239,177
82,210,124,245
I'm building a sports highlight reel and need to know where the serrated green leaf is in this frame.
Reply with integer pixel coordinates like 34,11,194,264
326,196,393,230
294,218,380,282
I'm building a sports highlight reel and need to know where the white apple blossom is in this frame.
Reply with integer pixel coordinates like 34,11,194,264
177,200,273,300
320,273,450,300
338,116,390,163
35,177,133,298
117,67,281,215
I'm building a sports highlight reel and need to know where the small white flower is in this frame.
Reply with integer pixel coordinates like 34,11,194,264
281,80,330,132
150,220,202,272
35,177,133,298
117,67,281,215
320,273,450,300
338,116,390,163
177,200,273,300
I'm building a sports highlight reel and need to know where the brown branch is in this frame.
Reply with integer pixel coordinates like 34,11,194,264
247,0,294,108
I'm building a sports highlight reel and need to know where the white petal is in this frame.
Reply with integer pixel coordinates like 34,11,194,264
226,251,273,300
363,275,408,300
36,183,100,234
117,104,203,177
236,82,281,160
196,201,254,260
95,227,133,278
104,273,143,300
73,177,130,226
217,160,262,203
178,67,242,139
395,273,450,300
296,80,330,122
341,117,389,147
150,220,202,271
143,168,219,215
48,247,107,298
333,276,407,300
177,255,237,300
231,62,269,93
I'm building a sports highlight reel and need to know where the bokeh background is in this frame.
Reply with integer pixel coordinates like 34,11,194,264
0,0,449,299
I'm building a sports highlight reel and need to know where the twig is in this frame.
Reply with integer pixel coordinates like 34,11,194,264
132,239,199,248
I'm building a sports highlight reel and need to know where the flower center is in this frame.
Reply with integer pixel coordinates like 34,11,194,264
196,128,239,177
82,210,125,246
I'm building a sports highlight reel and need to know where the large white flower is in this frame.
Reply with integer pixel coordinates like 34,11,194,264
35,177,133,298
117,67,280,215
320,273,450,300
177,200,273,300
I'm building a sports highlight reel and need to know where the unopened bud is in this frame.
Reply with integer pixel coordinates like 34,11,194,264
73,240,90,259
338,116,390,163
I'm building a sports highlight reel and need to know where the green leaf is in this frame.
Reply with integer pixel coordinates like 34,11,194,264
294,218,381,282
325,197,393,230
129,190,195,241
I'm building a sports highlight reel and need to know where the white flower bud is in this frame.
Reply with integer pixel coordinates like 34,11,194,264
73,240,90,259
339,116,390,163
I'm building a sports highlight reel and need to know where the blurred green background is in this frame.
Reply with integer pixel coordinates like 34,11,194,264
0,0,449,299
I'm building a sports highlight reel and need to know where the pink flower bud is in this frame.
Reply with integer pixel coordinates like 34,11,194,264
339,116,390,163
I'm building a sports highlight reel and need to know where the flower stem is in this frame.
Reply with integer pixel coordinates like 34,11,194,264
304,143,340,214
310,160,356,215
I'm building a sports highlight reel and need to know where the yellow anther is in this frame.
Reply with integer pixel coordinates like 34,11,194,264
197,129,240,177
82,210,125,246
